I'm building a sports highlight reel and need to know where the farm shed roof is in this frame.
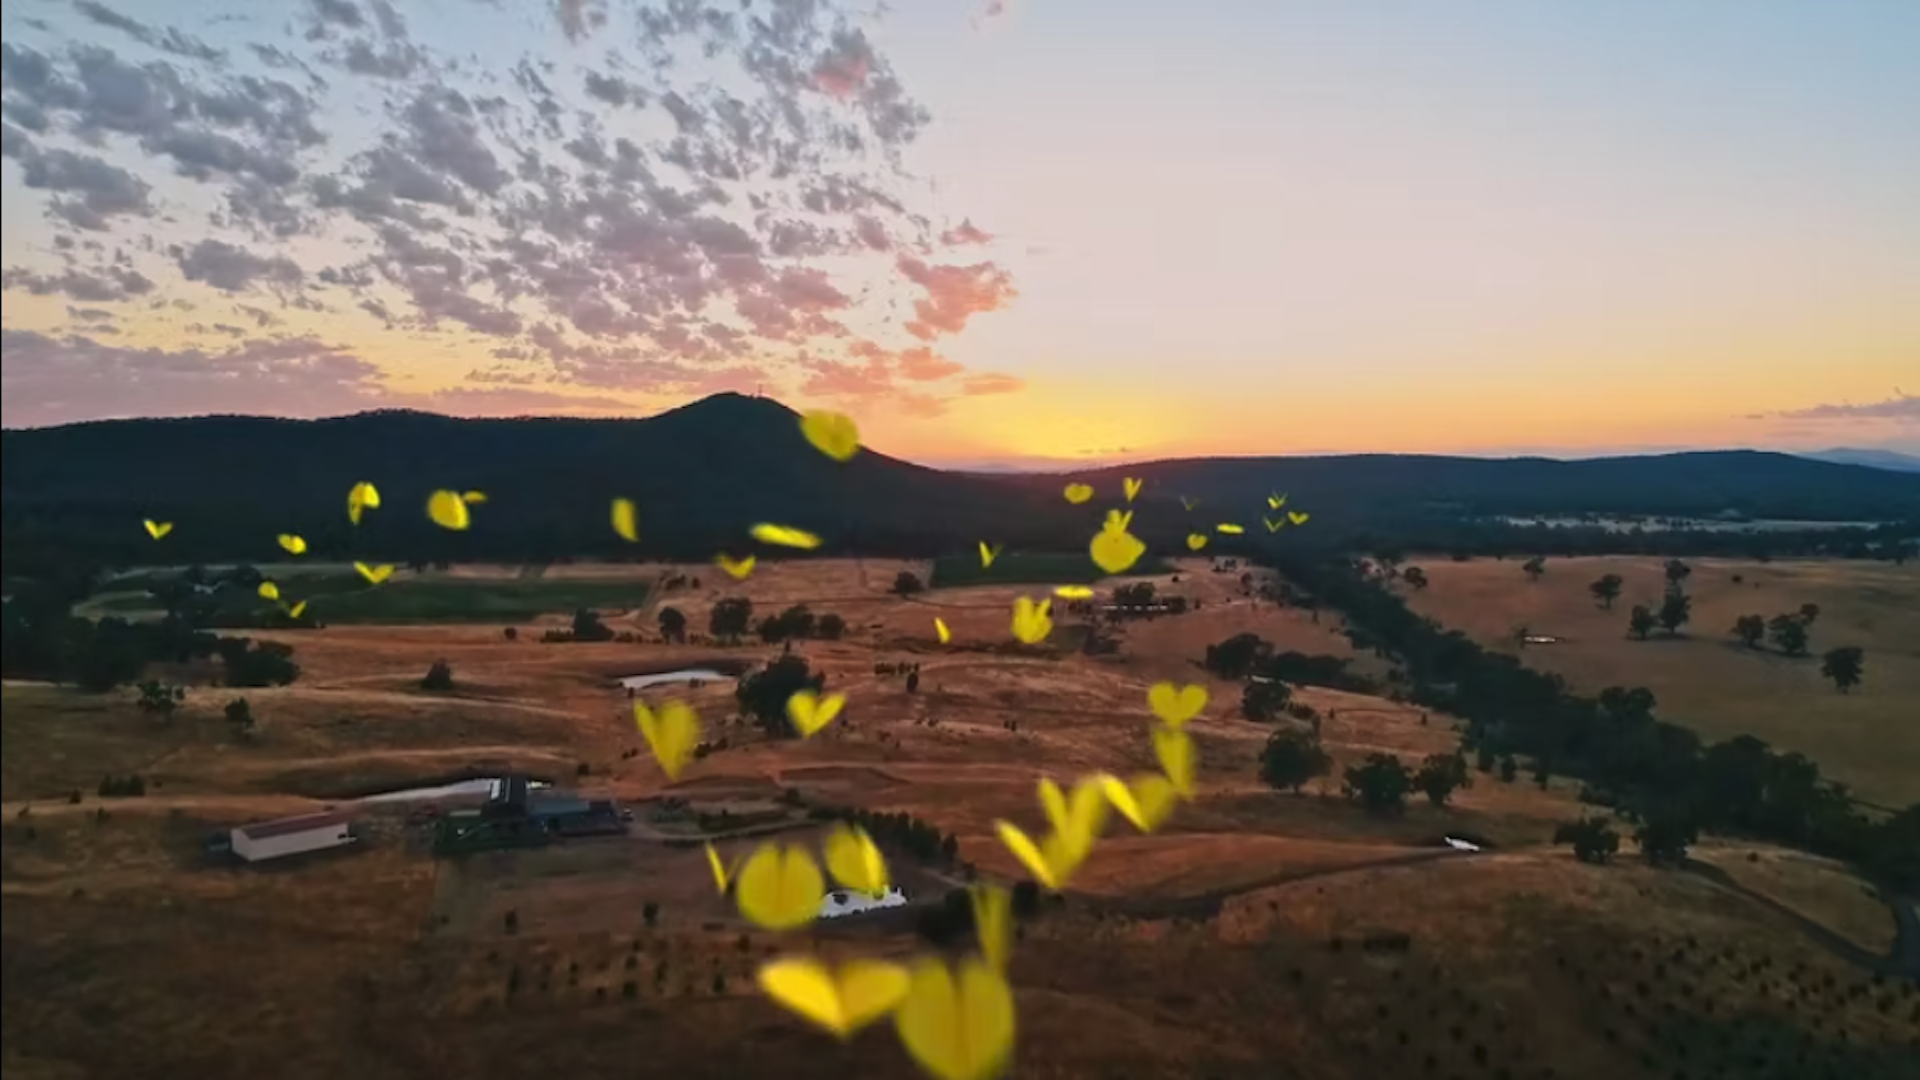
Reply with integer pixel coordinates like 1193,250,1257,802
236,811,352,841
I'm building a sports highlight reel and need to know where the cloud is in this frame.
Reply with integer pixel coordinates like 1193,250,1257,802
0,328,634,427
959,372,1023,396
0,0,1015,418
1746,391,1919,426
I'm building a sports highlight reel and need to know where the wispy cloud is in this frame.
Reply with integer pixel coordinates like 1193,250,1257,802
1746,391,1919,425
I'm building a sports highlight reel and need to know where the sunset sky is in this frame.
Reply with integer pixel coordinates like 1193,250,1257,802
2,0,1916,467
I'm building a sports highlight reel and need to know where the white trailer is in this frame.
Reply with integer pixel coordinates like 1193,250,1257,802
230,811,356,863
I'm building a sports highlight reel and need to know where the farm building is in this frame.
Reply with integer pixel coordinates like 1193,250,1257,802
230,811,356,863
820,886,909,920
431,774,628,855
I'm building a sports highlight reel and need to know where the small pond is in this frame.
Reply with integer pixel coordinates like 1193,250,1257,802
358,777,551,804
618,668,733,692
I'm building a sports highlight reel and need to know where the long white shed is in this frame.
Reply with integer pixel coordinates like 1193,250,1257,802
230,811,357,863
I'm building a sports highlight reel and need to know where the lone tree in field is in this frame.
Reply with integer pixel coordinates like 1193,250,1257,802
1342,753,1413,814
572,608,615,642
1634,810,1698,867
1731,614,1766,649
1241,679,1292,722
1401,567,1429,590
816,613,846,640
1798,602,1821,627
737,654,826,738
657,606,688,643
1554,818,1621,865
709,597,754,644
1768,612,1810,656
892,571,925,596
1627,604,1657,641
1819,646,1865,694
1521,556,1547,583
1663,559,1692,586
223,697,255,736
136,679,184,721
1259,729,1332,793
421,659,455,691
1414,751,1472,808
1656,587,1692,636
1589,573,1624,610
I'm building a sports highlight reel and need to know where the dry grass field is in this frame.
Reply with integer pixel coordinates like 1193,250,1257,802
4,556,1914,1080
1396,556,1920,806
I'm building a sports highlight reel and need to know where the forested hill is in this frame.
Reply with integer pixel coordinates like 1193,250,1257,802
3,393,1916,569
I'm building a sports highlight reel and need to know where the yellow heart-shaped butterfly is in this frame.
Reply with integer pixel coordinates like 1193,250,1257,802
1288,511,1310,526
968,884,1013,972
1089,525,1145,576
1263,517,1284,533
821,823,890,894
257,581,280,602
1216,523,1245,535
1122,477,1143,502
461,490,488,504
143,519,173,540
1010,596,1052,645
734,842,826,931
785,689,845,738
610,498,638,542
426,489,471,531
1267,492,1287,510
1180,496,1198,511
1061,483,1093,505
1103,508,1134,532
716,553,755,580
287,599,308,619
994,775,1108,890
346,480,380,525
705,842,744,896
277,533,307,555
1152,724,1196,798
893,956,1017,1080
1186,533,1208,552
354,561,394,585
977,541,1002,568
1053,585,1093,600
1100,772,1180,835
1147,682,1208,726
758,956,909,1039
799,410,862,463
934,617,951,644
633,699,701,780
752,523,821,550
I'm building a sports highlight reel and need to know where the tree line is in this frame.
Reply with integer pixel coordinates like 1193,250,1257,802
1258,548,1919,890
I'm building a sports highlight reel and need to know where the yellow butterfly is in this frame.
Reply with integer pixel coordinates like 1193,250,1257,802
1152,724,1196,798
934,617,951,644
800,410,862,463
1103,508,1134,531
993,775,1108,891
1263,516,1284,533
277,533,307,555
1216,523,1245,535
1100,772,1181,835
705,842,744,896
1089,524,1145,576
977,541,1002,569
633,699,701,781
142,519,173,540
345,480,380,525
894,956,1017,1080
287,599,308,619
1010,596,1052,645
734,843,825,931
1061,483,1093,505
610,498,639,542
354,561,394,585
1267,492,1288,510
1288,510,1310,526
968,884,1013,972
759,957,909,1039
1053,585,1093,600
715,553,755,580
426,489,471,531
1186,533,1208,552
752,523,821,550
1147,682,1208,726
1122,477,1143,502
257,581,280,602
461,490,488,504
1180,496,1199,511
821,823,890,894
785,689,846,738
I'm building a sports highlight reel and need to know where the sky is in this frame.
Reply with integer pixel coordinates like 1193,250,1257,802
2,0,1916,468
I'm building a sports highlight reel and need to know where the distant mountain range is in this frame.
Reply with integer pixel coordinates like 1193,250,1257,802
1796,448,1920,473
3,393,1915,569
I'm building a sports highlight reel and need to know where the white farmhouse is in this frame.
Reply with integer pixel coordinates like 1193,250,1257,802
230,811,357,863
819,886,909,919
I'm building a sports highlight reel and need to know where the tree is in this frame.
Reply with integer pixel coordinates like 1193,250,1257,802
777,605,817,640
1342,753,1412,813
816,613,846,640
905,670,920,694
1259,729,1332,793
1553,818,1620,865
1656,587,1692,636
1634,809,1698,867
1767,613,1809,656
1627,604,1657,641
657,606,687,643
1798,602,1821,627
1819,646,1864,694
136,679,184,721
1663,559,1692,586
892,571,924,596
220,639,300,688
1498,754,1519,784
1241,679,1292,722
1589,573,1624,610
422,659,455,691
502,626,518,641
710,597,754,643
1203,632,1271,679
571,608,614,642
737,654,825,737
1401,567,1429,590
223,696,255,735
1731,614,1766,649
1414,751,1471,807
1521,556,1546,583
